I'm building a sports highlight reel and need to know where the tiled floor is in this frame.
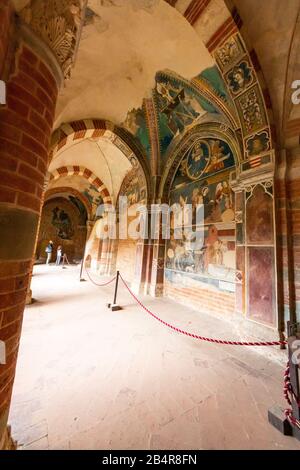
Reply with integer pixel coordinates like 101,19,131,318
8,264,300,450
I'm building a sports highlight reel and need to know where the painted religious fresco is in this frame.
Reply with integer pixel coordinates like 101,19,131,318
123,107,151,159
165,138,236,293
48,175,103,217
173,138,235,186
118,165,147,207
154,72,219,156
51,206,74,240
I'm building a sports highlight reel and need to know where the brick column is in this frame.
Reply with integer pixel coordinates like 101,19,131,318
0,2,63,448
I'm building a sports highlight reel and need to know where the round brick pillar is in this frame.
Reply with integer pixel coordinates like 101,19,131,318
0,1,63,448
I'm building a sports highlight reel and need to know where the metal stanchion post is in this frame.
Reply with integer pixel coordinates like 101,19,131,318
268,321,300,441
79,257,86,282
107,270,122,311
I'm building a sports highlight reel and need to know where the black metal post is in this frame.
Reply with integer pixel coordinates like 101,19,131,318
113,270,119,305
107,271,122,311
79,256,86,282
268,321,300,441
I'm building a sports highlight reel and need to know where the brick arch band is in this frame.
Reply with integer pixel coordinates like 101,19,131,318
49,165,112,205
50,119,152,201
44,186,93,220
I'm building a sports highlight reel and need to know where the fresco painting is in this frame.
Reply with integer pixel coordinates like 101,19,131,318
198,66,230,101
123,107,151,159
166,139,236,292
246,130,270,156
51,206,74,240
225,60,253,95
154,73,219,156
246,184,274,245
175,139,235,185
119,165,147,207
247,247,275,326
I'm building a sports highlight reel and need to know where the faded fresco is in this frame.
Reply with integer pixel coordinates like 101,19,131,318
49,175,103,212
165,138,236,292
37,198,87,261
246,184,274,245
52,206,74,240
154,71,222,156
123,107,151,159
247,247,275,326
118,165,147,207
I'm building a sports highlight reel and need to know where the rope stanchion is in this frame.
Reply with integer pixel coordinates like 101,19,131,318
283,360,300,430
119,273,286,348
84,266,117,287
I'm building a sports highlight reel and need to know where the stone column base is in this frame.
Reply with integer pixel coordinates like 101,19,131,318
25,288,33,305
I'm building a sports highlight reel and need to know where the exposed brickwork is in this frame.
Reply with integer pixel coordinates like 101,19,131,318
0,44,57,211
0,0,13,78
0,2,59,448
116,239,137,283
164,281,235,316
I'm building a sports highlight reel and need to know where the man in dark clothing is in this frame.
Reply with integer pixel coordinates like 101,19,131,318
45,241,53,265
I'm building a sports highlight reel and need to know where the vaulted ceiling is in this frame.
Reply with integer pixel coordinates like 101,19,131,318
54,0,214,128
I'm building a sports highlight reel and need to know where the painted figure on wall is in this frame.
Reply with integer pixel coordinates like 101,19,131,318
226,61,253,94
246,131,270,156
171,177,234,225
166,223,235,283
166,136,236,289
119,166,147,207
176,138,235,185
123,107,151,158
52,206,74,240
155,79,206,139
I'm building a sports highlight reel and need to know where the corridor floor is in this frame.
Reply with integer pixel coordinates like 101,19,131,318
8,265,300,450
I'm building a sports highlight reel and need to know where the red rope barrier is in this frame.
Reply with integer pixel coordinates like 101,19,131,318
119,273,286,347
283,361,300,430
84,267,116,287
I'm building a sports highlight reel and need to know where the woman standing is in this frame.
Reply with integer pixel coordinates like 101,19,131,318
56,246,63,266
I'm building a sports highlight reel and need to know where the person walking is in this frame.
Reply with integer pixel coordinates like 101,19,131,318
56,245,63,266
45,241,53,265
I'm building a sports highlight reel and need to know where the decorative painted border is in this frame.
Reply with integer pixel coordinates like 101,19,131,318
49,165,112,204
44,186,93,219
50,119,153,201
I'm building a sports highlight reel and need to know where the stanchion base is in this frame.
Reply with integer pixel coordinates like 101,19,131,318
111,304,122,311
107,303,122,311
268,405,300,440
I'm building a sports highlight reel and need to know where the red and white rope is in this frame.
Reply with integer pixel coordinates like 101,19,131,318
84,267,116,287
119,273,286,348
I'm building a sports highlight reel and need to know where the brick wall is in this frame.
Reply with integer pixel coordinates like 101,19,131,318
116,238,137,283
0,0,59,447
164,280,235,316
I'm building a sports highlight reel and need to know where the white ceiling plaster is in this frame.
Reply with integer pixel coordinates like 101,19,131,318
48,137,132,201
55,0,214,128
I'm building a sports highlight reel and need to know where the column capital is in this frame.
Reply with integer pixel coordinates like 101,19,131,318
18,0,87,85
